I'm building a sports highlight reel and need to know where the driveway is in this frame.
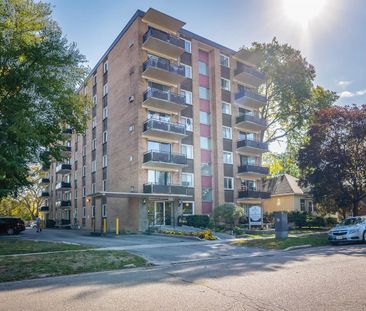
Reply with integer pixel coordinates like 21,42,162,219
2,228,275,264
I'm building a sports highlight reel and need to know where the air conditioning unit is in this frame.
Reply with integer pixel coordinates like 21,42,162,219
128,96,134,103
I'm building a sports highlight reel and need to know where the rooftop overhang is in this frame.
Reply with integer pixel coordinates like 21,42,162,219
232,49,263,67
142,8,185,35
89,191,193,200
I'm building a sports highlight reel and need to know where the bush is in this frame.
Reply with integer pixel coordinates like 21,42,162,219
214,204,244,227
288,211,307,228
184,215,210,228
325,217,338,226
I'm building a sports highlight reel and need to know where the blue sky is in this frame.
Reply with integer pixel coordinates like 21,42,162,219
48,0,366,106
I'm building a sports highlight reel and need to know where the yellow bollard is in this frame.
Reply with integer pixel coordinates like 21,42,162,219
103,218,107,234
116,218,119,235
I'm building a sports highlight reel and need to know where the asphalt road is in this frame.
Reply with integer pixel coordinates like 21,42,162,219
0,244,365,311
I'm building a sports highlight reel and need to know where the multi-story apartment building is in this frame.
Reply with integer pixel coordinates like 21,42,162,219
41,8,270,232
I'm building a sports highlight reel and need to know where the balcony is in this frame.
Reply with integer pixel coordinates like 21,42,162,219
143,88,186,114
142,8,185,35
143,183,188,195
56,200,71,208
233,49,263,67
41,178,50,185
234,65,265,88
62,128,72,136
236,114,266,132
39,206,49,212
142,57,185,87
237,165,269,179
235,90,266,109
142,150,187,171
143,28,185,60
237,139,268,155
56,163,72,174
60,145,72,157
55,181,72,191
41,191,49,197
238,190,271,200
143,118,187,142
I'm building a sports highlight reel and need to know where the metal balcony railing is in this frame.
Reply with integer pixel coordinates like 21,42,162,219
143,28,184,49
238,165,269,175
143,57,185,77
237,139,268,151
143,150,187,165
143,183,187,195
238,190,271,199
144,88,186,105
234,65,265,80
235,89,267,103
143,118,186,135
236,114,266,126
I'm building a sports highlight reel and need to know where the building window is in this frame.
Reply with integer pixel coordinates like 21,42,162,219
199,87,209,100
92,75,97,86
221,78,231,91
102,155,108,167
82,165,86,177
223,151,233,164
180,89,192,105
91,183,96,194
182,173,194,187
103,83,108,96
222,126,232,139
82,145,87,156
182,39,191,53
82,186,86,197
74,189,78,199
308,201,313,212
102,107,108,119
129,124,134,132
148,170,171,185
91,160,96,172
200,137,211,150
183,64,192,78
198,61,208,75
182,201,194,215
91,205,95,218
201,163,212,176
93,95,97,106
181,144,193,159
224,177,234,190
83,206,86,218
92,117,96,128
202,188,212,202
300,199,305,212
92,139,96,150
103,61,108,73
199,111,210,125
220,54,230,67
222,102,231,115
102,131,108,143
102,179,107,191
180,116,193,131
102,204,107,217
241,180,257,191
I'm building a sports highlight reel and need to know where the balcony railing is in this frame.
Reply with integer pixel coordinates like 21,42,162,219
55,181,72,191
236,114,266,127
143,183,188,195
143,118,186,135
143,150,187,166
56,200,71,208
41,178,50,184
238,165,269,175
143,28,184,49
144,88,186,105
143,57,185,77
238,190,271,199
56,163,72,174
40,206,49,212
235,90,267,104
41,191,49,197
234,65,265,80
237,139,268,151
62,128,72,135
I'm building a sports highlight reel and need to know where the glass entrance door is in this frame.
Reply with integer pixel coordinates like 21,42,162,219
152,201,174,226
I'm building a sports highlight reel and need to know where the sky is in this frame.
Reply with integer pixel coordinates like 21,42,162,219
47,0,366,106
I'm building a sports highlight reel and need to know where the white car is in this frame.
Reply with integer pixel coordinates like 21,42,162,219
328,216,366,244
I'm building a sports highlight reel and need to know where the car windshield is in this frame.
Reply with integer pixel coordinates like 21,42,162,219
340,218,364,226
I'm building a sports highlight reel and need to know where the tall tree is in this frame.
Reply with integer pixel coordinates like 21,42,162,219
244,38,338,145
0,0,90,198
298,105,366,216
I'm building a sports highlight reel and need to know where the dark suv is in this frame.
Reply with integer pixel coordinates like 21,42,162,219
0,217,25,235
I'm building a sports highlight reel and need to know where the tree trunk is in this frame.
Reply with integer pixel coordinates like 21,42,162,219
352,201,359,216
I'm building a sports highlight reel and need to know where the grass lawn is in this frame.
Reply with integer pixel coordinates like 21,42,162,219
232,233,329,249
0,250,148,282
0,240,91,256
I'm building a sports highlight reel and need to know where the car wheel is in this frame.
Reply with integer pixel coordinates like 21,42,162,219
7,228,15,235
363,231,366,243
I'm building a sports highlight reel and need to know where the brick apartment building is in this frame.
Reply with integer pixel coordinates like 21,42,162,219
40,8,270,232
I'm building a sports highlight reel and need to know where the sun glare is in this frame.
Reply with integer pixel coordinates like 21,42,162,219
282,0,327,27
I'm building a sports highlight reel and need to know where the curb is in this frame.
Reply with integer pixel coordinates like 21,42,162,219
283,244,312,251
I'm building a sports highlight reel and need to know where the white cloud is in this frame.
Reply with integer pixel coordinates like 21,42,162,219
339,89,366,98
338,80,352,87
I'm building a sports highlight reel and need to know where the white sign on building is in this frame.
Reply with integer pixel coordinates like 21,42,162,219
249,205,262,226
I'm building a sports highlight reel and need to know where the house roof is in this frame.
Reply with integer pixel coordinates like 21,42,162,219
263,174,308,196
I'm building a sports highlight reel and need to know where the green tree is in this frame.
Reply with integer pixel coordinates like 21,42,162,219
213,204,245,227
0,0,90,198
298,105,366,216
